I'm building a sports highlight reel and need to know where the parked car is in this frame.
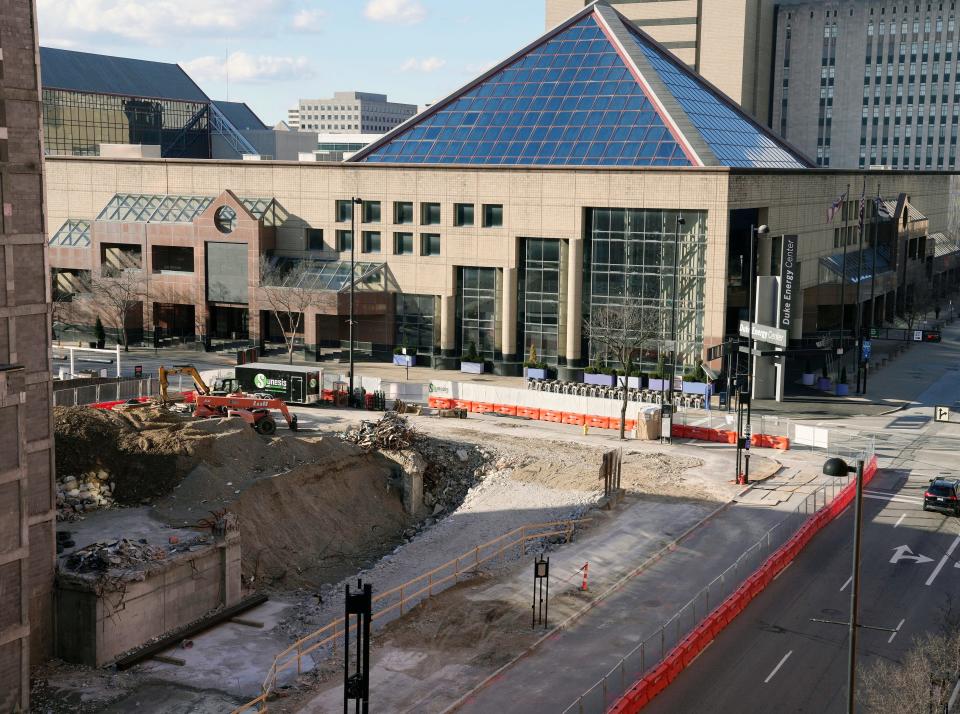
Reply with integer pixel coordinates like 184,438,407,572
923,478,960,516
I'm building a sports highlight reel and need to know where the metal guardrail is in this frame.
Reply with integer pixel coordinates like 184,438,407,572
52,377,156,407
232,517,591,714
561,469,860,714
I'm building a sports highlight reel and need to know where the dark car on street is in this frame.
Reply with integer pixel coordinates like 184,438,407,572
923,478,960,516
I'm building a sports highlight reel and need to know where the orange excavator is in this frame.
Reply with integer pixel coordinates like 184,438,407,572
192,393,298,435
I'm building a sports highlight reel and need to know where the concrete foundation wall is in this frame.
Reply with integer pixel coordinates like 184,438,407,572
56,533,241,667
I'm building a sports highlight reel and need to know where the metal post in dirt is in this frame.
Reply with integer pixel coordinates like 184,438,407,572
344,579,372,714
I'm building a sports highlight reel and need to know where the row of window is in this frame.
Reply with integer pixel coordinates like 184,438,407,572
334,200,504,228
331,229,443,256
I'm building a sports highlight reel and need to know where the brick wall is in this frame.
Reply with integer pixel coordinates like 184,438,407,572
0,1,55,711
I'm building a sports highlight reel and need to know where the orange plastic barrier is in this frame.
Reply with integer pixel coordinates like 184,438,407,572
454,399,472,410
609,418,637,431
429,396,453,409
92,397,151,410
539,410,563,423
516,406,540,419
494,404,517,416
586,415,611,429
471,402,495,414
562,412,586,426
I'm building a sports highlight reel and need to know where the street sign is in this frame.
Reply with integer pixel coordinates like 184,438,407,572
935,405,952,423
889,545,934,565
739,320,788,348
738,346,783,357
862,340,872,361
869,327,942,343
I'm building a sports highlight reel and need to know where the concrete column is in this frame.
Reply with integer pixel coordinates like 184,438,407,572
502,267,518,361
565,239,584,365
440,294,456,357
219,531,242,607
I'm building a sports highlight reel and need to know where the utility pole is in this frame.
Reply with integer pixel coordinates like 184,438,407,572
838,183,850,377
349,196,362,401
854,179,866,394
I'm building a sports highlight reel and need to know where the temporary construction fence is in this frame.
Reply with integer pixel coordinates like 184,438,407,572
564,450,878,714
53,377,157,408
231,517,590,714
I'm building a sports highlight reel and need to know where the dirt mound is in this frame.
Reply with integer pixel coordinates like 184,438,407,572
231,439,411,589
54,406,214,505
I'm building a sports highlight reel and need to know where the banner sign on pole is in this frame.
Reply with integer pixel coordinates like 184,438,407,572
778,234,799,333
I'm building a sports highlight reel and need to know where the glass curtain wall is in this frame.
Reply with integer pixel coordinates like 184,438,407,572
395,294,438,353
519,238,565,363
42,89,210,158
457,267,501,358
584,208,707,371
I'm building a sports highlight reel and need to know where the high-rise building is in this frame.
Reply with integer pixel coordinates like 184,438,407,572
772,1,960,170
0,1,56,711
290,92,417,133
545,0,781,122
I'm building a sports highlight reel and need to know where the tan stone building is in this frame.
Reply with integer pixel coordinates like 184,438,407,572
546,0,781,123
0,0,55,710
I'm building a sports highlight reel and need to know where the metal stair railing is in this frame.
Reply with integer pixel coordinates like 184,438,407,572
208,102,260,158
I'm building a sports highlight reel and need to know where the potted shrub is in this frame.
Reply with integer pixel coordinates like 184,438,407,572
393,345,415,367
583,362,616,387
816,364,832,391
523,344,548,380
94,316,106,350
835,367,850,396
460,341,485,374
801,359,816,386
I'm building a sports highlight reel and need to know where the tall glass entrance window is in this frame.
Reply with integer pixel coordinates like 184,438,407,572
585,208,707,370
395,294,437,352
457,267,500,358
519,238,564,362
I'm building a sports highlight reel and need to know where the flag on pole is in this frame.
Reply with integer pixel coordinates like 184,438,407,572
857,184,866,234
827,191,847,223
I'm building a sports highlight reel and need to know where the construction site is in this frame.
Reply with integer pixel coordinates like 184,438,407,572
22,358,844,714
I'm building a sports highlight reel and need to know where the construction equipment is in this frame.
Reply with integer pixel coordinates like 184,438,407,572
192,394,298,435
159,365,240,404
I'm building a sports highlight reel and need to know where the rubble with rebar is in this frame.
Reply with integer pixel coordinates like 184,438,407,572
339,412,418,451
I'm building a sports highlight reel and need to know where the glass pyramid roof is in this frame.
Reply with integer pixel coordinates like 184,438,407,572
350,2,811,169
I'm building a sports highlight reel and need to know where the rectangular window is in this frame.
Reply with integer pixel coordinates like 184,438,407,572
362,231,381,254
482,204,504,228
395,294,437,353
394,232,414,255
421,202,441,225
308,228,324,251
421,233,441,256
454,203,475,227
151,245,194,273
394,201,413,224
336,230,353,251
335,199,353,223
362,201,381,223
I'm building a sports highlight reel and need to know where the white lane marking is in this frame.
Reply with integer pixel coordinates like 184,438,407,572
888,618,906,644
863,493,924,505
894,514,906,528
764,651,793,684
840,576,853,591
925,534,960,587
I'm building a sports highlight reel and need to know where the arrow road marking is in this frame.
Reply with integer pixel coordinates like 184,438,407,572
890,545,935,565
926,534,960,587
764,651,793,684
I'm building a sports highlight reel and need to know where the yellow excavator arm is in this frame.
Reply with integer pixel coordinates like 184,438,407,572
158,365,211,404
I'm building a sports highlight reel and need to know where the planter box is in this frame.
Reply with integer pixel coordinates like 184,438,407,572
460,361,484,374
817,377,833,391
524,367,547,380
801,373,816,386
835,384,850,396
647,378,667,392
393,354,415,367
583,372,616,387
626,376,643,389
681,381,710,396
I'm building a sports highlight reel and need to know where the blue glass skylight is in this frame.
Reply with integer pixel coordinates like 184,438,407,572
623,24,808,169
357,14,692,167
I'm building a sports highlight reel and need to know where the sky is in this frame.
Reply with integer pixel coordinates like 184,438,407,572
36,0,547,125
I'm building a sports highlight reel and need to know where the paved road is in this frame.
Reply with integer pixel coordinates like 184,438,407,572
645,464,960,714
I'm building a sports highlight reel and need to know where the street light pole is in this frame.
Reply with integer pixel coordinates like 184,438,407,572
349,196,362,401
742,223,768,485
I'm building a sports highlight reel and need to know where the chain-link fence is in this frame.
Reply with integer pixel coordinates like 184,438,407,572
562,445,869,714
53,377,156,407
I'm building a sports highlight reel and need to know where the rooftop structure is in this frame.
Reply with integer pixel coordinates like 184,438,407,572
290,91,417,134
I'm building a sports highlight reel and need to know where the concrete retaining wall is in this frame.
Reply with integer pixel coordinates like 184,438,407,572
55,533,241,666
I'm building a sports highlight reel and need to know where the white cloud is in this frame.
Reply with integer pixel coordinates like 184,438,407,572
291,8,326,33
400,56,446,73
465,60,497,75
364,0,426,25
183,51,314,84
37,0,294,44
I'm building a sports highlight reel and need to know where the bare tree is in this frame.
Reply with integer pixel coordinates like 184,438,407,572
860,628,960,713
902,280,935,331
259,256,323,364
584,304,662,440
90,267,146,352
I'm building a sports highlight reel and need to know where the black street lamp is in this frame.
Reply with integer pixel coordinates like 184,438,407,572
823,456,866,714
738,223,768,485
349,196,363,400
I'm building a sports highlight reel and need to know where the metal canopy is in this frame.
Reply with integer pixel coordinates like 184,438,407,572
819,245,892,284
49,219,91,247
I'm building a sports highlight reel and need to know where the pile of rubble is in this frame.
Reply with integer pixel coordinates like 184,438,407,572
56,471,117,521
63,538,167,573
340,412,418,451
